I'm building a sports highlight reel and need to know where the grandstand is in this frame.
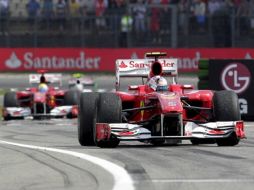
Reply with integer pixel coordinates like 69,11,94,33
0,0,254,48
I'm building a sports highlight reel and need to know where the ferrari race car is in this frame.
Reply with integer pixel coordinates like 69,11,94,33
78,52,245,148
3,72,79,120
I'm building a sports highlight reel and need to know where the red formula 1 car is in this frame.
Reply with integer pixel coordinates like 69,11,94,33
3,72,79,120
78,52,245,148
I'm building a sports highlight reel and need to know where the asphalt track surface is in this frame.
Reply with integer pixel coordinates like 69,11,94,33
0,74,254,190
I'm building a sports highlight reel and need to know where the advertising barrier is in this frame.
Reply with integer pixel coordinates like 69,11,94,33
208,60,253,119
1,48,254,73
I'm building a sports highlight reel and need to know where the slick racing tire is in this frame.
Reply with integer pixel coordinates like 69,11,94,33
96,93,122,148
213,90,241,146
78,92,99,146
3,92,21,121
64,90,79,106
191,139,215,145
4,92,19,107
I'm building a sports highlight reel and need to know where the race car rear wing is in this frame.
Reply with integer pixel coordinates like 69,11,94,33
115,58,178,90
29,73,62,86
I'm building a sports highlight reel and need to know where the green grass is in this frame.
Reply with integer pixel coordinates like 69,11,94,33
0,89,7,96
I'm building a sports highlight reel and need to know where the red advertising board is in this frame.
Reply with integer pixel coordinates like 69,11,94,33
0,48,253,73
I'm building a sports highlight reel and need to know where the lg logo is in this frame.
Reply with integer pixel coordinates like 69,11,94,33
221,63,250,94
239,98,248,114
221,63,251,114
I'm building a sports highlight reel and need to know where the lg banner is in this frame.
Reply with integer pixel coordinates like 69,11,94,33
209,60,253,118
1,48,254,73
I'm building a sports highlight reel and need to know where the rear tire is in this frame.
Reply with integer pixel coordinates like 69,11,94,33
78,92,99,146
64,90,79,106
213,90,241,146
96,93,122,148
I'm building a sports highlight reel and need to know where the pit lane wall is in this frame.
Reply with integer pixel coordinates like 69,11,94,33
0,48,254,73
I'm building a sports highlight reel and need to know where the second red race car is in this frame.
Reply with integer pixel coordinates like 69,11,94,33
3,71,79,120
78,52,245,148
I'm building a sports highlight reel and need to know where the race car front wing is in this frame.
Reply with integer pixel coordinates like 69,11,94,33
3,105,78,119
96,121,245,142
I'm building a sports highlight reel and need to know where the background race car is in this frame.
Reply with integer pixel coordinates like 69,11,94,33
3,72,78,120
68,73,95,92
68,73,108,93
78,52,245,148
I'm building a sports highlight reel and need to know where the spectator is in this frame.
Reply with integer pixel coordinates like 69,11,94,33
178,0,189,34
250,0,254,29
26,0,40,25
42,0,54,18
95,0,108,29
55,0,68,31
107,0,126,31
191,0,206,32
236,0,250,34
41,0,54,30
160,0,170,34
69,0,81,18
211,0,233,47
133,0,146,33
0,0,9,35
119,10,133,47
78,0,96,33
107,0,126,15
149,0,161,43
79,0,95,16
69,0,81,32
208,0,221,16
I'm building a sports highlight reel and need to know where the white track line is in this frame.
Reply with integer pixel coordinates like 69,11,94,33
152,179,254,183
0,140,135,190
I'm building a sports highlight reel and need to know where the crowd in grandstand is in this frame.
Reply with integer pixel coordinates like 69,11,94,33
0,0,253,19
0,0,254,47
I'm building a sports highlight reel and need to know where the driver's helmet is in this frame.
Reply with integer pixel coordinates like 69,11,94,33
148,76,168,91
38,83,48,93
156,77,168,91
74,80,84,91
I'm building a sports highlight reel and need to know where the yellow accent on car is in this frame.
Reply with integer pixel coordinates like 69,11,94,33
72,73,84,78
140,101,145,120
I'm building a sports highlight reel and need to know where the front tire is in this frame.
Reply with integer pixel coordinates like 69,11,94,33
213,90,241,146
96,93,122,148
3,92,22,121
4,92,18,107
78,92,99,146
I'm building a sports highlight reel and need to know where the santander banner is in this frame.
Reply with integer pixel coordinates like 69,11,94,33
1,48,254,73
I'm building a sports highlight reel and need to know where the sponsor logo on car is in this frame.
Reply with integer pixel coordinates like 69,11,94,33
119,61,128,68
